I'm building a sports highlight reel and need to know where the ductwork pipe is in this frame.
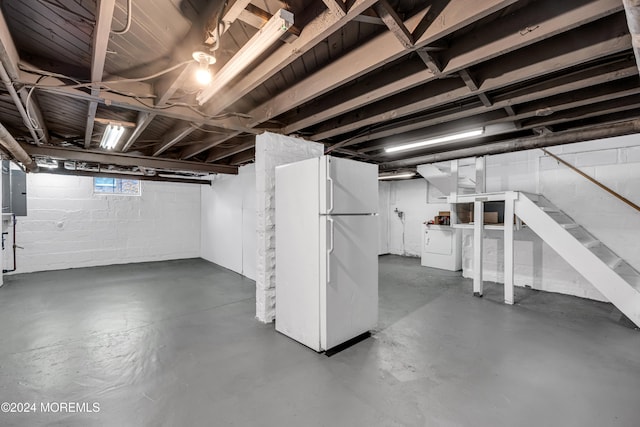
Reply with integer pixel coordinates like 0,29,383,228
0,62,42,145
381,119,640,169
623,0,640,76
0,121,34,170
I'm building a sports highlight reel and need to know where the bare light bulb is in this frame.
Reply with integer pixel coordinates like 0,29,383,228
195,67,212,85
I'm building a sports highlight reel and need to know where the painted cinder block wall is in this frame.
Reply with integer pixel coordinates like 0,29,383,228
384,135,640,301
8,174,201,274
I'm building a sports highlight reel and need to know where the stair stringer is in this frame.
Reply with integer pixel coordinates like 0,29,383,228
514,193,640,327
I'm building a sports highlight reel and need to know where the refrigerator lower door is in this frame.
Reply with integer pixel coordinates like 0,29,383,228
275,159,322,351
320,214,378,351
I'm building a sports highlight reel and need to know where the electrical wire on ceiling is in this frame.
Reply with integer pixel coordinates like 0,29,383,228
112,0,133,35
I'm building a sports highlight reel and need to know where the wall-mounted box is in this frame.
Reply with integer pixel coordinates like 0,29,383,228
2,161,27,216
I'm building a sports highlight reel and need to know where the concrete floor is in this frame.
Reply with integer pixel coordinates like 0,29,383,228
0,255,638,426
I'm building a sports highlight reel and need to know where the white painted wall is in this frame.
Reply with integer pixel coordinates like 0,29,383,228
385,135,640,301
11,174,201,274
381,178,449,257
200,164,256,280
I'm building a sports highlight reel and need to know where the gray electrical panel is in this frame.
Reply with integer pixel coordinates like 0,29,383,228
2,160,27,216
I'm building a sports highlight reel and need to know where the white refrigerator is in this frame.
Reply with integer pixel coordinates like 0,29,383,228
275,155,379,352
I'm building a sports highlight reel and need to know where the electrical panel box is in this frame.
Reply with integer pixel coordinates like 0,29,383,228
2,160,27,216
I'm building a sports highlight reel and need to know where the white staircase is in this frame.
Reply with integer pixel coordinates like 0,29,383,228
515,192,640,327
417,161,478,196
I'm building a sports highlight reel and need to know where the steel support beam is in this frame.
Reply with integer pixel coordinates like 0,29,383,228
20,143,238,174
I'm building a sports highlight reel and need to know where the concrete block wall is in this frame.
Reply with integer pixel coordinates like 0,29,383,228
201,164,256,280
255,132,323,323
9,174,201,274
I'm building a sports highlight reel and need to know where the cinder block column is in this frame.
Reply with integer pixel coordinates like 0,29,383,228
255,132,323,323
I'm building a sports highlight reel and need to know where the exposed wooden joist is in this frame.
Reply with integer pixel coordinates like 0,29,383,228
341,59,638,147
18,71,258,134
321,0,347,18
152,123,199,157
229,147,255,165
204,0,381,117
248,1,517,128
416,50,441,75
85,0,116,149
352,15,384,25
358,79,640,154
310,13,631,140
20,143,238,174
283,0,623,137
180,134,237,159
374,0,413,49
122,0,251,152
205,136,255,162
282,57,432,134
504,105,516,116
0,9,49,143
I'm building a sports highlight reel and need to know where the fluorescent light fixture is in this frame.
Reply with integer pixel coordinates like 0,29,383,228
378,172,416,180
100,124,125,150
385,128,484,154
36,158,58,169
196,9,294,105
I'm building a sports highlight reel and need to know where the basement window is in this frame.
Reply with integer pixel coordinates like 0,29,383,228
93,177,140,195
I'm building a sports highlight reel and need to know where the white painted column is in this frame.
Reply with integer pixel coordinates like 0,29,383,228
504,193,515,304
473,199,484,297
255,132,323,323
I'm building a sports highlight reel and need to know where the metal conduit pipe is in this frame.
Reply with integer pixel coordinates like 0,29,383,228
0,62,42,145
381,119,640,169
623,0,640,76
0,121,34,170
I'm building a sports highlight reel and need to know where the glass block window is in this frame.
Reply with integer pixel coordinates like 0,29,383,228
93,177,140,195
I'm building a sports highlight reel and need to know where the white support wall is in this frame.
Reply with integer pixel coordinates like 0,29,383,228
9,174,201,274
201,164,256,280
255,132,323,323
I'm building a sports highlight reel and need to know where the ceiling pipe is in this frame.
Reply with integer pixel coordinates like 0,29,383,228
381,119,640,169
0,62,43,145
0,121,34,171
623,0,640,76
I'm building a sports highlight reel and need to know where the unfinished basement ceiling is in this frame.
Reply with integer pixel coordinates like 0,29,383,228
0,0,639,179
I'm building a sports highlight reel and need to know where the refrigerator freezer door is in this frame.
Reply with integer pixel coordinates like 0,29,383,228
320,156,378,214
320,214,378,351
275,158,322,351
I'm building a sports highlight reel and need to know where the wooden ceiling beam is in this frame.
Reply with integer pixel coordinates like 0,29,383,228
340,58,638,147
205,136,255,162
85,0,116,149
310,13,631,140
20,143,238,174
179,133,238,159
121,0,252,152
374,0,413,49
358,79,640,153
247,0,516,128
18,71,258,134
152,123,200,156
283,0,623,137
204,0,385,117
0,9,49,144
229,147,255,165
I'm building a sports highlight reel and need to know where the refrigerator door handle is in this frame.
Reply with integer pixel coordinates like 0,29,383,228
327,217,334,282
327,176,334,213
